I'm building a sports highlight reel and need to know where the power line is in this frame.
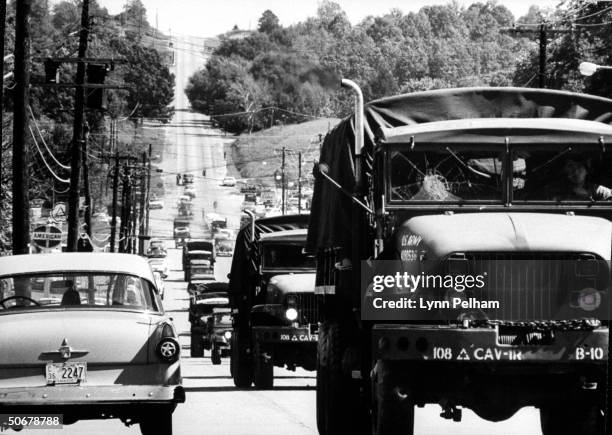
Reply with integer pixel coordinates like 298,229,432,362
28,105,70,169
29,125,70,183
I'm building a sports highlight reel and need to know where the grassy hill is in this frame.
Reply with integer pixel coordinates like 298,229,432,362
228,118,341,185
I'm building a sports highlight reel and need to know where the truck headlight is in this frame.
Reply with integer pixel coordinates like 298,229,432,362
571,288,601,312
285,308,298,321
224,331,232,340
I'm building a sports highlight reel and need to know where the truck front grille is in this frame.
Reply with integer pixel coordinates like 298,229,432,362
292,294,323,324
464,252,605,321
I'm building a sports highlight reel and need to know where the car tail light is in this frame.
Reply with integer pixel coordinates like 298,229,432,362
156,323,180,363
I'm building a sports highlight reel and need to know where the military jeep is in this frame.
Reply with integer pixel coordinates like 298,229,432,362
309,86,611,435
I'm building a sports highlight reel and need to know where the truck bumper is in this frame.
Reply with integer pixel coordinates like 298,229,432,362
253,326,318,344
372,324,609,363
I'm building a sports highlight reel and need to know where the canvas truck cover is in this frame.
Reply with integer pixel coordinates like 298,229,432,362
306,86,612,252
228,214,310,301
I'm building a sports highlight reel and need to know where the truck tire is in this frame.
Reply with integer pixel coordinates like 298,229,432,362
253,341,274,389
190,332,204,358
211,344,222,365
540,404,603,435
317,320,368,435
372,361,414,435
231,332,253,388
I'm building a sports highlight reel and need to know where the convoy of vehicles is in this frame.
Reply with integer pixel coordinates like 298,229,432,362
0,253,184,435
228,214,319,389
308,85,612,435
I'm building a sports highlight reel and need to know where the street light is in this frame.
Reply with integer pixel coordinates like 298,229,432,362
578,61,612,77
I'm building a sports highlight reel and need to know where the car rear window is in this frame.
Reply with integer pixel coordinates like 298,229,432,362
0,272,161,313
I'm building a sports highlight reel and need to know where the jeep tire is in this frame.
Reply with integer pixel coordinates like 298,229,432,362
253,340,273,389
190,332,204,358
211,343,222,365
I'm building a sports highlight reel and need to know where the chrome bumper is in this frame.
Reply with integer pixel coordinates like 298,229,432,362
0,384,185,406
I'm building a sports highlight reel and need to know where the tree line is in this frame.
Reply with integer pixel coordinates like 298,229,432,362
186,0,612,134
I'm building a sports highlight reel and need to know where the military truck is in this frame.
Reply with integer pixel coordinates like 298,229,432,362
308,84,611,435
182,240,215,282
228,214,319,388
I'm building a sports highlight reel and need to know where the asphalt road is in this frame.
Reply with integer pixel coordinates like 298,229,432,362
32,34,544,435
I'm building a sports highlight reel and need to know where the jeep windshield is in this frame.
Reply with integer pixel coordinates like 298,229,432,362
0,272,161,312
388,145,506,203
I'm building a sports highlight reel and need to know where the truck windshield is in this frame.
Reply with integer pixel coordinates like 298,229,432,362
512,148,612,202
262,243,315,270
388,148,505,202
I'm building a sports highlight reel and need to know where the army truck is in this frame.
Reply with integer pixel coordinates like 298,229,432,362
308,84,611,435
228,214,319,388
182,240,215,282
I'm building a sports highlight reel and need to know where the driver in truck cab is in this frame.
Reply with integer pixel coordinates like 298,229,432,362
544,154,612,201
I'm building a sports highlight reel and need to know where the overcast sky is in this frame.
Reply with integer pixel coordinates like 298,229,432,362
78,0,561,38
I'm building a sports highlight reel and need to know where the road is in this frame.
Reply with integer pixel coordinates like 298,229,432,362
33,34,543,435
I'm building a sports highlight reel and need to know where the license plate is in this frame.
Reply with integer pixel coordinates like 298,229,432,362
45,362,87,385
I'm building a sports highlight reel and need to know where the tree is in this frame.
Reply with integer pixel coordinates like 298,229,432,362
258,10,280,34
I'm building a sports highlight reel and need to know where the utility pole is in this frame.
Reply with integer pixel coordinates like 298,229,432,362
12,0,32,255
138,151,146,255
82,123,91,238
145,144,151,237
0,0,7,196
110,152,119,252
281,146,286,215
67,0,90,251
538,24,547,88
297,152,302,214
501,23,571,88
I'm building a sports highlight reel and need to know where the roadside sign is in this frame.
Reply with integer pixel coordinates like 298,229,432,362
51,202,67,223
32,225,63,249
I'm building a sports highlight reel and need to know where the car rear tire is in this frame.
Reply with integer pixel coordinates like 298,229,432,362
139,407,173,435
211,344,222,365
190,332,204,358
540,403,603,435
231,331,253,388
253,341,273,389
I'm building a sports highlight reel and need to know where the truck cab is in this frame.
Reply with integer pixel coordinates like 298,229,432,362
309,87,612,435
228,214,317,389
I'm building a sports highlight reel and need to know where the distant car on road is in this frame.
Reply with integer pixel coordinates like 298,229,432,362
0,253,184,434
222,177,236,187
184,186,196,198
148,199,164,210
215,239,234,257
147,257,169,277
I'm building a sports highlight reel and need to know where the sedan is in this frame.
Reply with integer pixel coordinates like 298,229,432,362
184,186,196,198
222,176,236,187
149,199,164,210
0,253,184,434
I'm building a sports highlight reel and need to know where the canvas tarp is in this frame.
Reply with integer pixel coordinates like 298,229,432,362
228,214,310,300
306,87,612,252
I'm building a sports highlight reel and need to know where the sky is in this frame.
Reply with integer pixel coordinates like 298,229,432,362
75,0,563,38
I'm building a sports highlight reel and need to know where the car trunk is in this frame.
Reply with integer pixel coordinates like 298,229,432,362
0,309,153,368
